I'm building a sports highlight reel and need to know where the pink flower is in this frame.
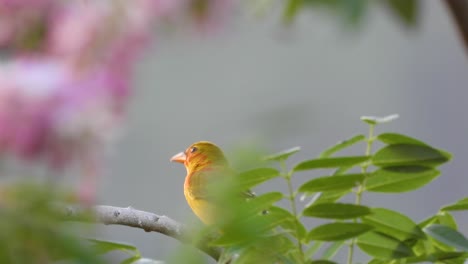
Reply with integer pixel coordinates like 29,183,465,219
0,0,237,202
0,58,125,169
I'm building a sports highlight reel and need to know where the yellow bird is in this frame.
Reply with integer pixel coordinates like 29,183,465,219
171,141,252,225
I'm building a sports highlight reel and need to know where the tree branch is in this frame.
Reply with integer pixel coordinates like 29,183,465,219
444,0,468,54
64,205,221,260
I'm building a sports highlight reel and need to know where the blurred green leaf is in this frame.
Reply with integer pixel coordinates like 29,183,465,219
383,0,419,26
441,197,468,212
269,206,307,240
319,134,366,158
212,192,284,246
332,165,353,175
404,252,468,263
305,0,368,25
308,190,351,204
437,212,458,229
305,241,323,259
89,238,140,256
423,214,462,252
237,168,280,190
341,0,368,24
418,215,437,228
244,192,283,215
0,183,104,264
264,146,301,161
424,224,468,251
361,114,399,125
357,232,414,259
294,156,369,171
310,260,338,264
322,241,345,259
308,223,373,241
377,133,428,146
365,166,440,193
303,203,371,219
284,0,303,23
372,144,450,167
233,234,297,264
167,245,206,264
299,173,364,193
121,256,142,264
362,208,425,241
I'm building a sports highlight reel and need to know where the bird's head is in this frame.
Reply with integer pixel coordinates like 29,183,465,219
170,141,228,174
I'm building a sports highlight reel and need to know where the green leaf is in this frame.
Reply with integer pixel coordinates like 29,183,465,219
342,0,368,24
264,146,301,161
372,144,450,167
357,232,414,259
417,214,462,253
303,203,371,219
319,134,366,158
299,173,364,193
362,208,425,241
212,209,286,246
437,211,458,229
441,197,468,212
121,256,141,264
305,241,324,259
309,190,350,204
361,114,399,125
310,260,338,264
244,192,284,216
384,0,419,26
294,156,369,171
424,224,468,251
283,0,303,23
405,252,468,263
88,239,140,257
377,133,428,146
418,215,437,228
332,166,353,175
365,166,440,193
269,206,307,240
322,241,344,259
308,223,373,241
237,168,280,190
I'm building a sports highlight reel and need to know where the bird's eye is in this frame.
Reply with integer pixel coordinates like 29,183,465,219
190,147,198,153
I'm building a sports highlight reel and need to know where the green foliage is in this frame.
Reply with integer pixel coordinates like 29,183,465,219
293,156,370,171
89,239,162,264
174,114,465,264
303,203,371,219
442,197,468,212
0,183,104,263
3,114,465,264
307,223,373,241
357,231,414,259
365,166,440,193
280,0,420,28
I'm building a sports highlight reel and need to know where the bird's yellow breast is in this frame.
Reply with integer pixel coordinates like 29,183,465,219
184,185,216,225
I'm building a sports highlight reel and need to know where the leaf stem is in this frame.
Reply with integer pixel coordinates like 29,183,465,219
347,124,375,264
281,160,305,263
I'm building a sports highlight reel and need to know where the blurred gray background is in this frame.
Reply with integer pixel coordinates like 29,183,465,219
97,1,467,262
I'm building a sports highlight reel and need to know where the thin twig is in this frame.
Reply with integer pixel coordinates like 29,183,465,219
64,205,221,260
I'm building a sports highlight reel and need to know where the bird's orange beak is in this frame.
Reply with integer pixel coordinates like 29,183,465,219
170,152,186,163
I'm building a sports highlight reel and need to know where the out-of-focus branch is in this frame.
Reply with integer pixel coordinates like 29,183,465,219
64,205,221,260
445,0,468,54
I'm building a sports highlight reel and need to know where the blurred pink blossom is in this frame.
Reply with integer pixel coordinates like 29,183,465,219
0,58,124,168
0,0,236,201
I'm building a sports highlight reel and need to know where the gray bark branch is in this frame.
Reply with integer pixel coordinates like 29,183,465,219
64,205,221,260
